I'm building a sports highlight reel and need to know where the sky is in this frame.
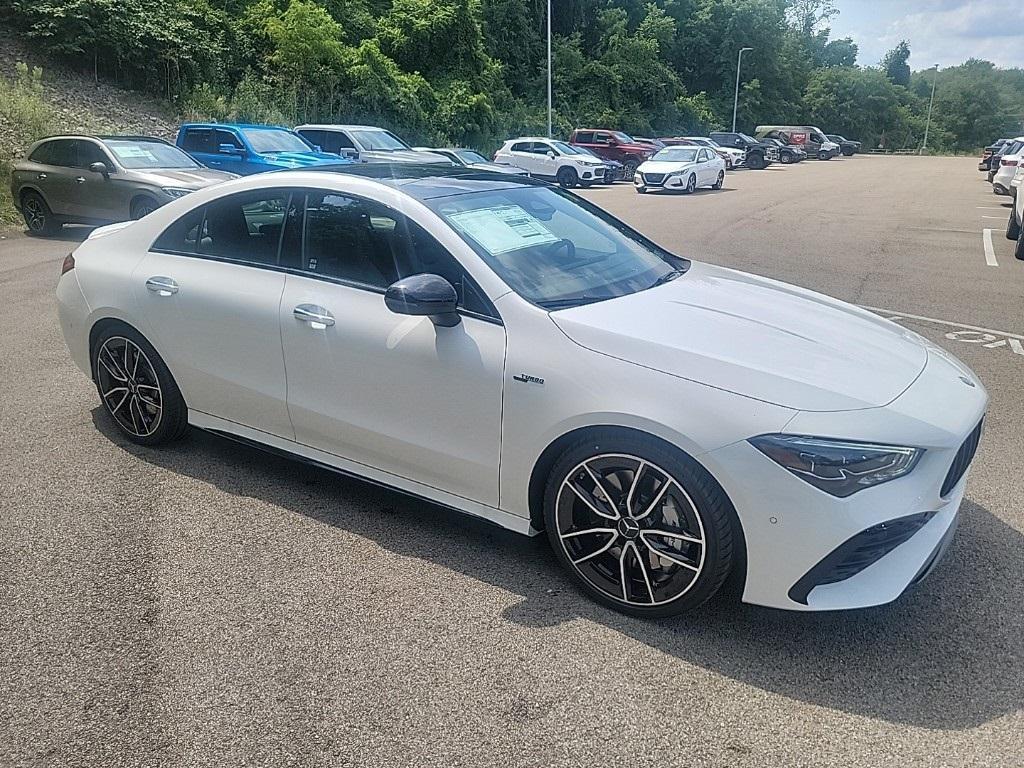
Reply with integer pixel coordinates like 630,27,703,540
830,1,1024,70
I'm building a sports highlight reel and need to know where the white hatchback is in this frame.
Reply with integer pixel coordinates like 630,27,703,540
57,165,987,617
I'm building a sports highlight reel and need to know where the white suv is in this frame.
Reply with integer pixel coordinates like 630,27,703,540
494,138,608,188
991,136,1024,195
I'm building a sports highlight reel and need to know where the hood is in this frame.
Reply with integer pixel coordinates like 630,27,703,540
260,151,349,167
549,261,929,412
637,160,698,174
362,149,451,164
468,162,528,175
131,168,237,188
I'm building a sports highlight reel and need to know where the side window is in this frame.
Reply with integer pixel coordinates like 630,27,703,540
45,139,77,167
332,131,356,150
595,132,611,144
300,190,496,317
534,142,554,155
200,189,292,265
180,129,212,154
214,129,244,151
152,205,205,254
574,132,594,144
75,140,111,169
29,141,55,164
298,129,323,148
510,142,531,153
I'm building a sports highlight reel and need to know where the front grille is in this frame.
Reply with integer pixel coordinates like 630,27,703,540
643,173,665,185
941,419,983,497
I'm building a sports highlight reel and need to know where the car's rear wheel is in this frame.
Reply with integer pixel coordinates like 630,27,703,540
1016,232,1024,260
842,148,854,156
92,324,188,446
543,433,735,617
21,191,60,236
1007,209,1020,240
713,171,724,190
130,196,159,220
556,167,579,189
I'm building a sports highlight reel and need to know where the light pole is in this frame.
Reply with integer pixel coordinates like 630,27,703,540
921,64,939,154
732,47,753,133
547,0,552,138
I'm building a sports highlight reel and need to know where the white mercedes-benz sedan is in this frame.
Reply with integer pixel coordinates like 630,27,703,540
56,165,987,617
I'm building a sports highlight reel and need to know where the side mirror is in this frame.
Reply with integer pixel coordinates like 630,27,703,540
340,148,360,161
546,150,556,159
384,273,460,327
88,161,109,177
218,143,243,155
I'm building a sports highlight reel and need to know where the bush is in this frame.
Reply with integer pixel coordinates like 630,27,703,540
0,62,56,226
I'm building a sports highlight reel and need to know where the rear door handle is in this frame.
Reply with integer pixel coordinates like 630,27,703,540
74,176,85,184
36,173,47,180
146,276,178,296
293,304,335,329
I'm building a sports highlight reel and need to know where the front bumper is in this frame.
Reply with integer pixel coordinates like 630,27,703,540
634,173,689,191
704,346,988,611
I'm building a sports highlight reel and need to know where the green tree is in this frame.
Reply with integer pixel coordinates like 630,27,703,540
882,40,911,86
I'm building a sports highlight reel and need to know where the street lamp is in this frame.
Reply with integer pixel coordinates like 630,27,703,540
732,47,753,133
547,0,552,138
921,64,939,154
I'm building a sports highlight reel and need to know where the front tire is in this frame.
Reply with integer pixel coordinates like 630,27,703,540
130,196,159,220
21,191,61,236
543,432,736,617
684,174,697,194
746,153,766,170
623,159,640,178
780,153,793,164
818,151,830,160
92,323,188,446
556,167,579,189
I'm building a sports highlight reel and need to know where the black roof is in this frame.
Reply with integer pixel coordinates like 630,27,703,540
302,162,545,200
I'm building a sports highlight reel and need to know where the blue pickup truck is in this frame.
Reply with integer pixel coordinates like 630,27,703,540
175,123,348,175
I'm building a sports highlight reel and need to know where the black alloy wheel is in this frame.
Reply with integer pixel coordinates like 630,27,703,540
22,191,60,236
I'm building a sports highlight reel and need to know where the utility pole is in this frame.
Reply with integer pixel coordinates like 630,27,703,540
547,0,552,138
732,47,753,133
921,64,939,154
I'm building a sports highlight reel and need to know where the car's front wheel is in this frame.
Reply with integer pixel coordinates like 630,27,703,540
130,196,159,220
556,167,579,189
684,174,697,194
543,432,736,617
21,191,61,236
92,323,189,446
746,153,766,170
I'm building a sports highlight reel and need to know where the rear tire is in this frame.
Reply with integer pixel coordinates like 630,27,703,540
543,430,736,618
1016,232,1024,260
1006,209,1020,240
21,191,61,236
92,323,189,446
556,167,579,189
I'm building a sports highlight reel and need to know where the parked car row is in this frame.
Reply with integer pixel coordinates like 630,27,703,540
10,120,861,234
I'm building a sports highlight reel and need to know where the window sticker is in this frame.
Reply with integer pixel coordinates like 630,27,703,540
447,205,560,254
111,145,157,162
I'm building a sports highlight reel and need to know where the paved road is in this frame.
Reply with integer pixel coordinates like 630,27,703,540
1,156,1022,767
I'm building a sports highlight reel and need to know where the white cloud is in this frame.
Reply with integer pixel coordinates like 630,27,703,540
831,1,1024,69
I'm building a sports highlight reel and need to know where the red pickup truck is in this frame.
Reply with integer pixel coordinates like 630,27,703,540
568,129,654,177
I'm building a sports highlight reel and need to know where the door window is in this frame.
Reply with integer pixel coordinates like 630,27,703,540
322,131,356,152
74,140,111,169
33,139,76,167
300,191,497,318
214,129,244,152
180,129,213,154
574,132,594,144
200,189,293,264
510,142,532,153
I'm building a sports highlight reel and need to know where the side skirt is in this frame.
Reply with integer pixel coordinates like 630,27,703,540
188,410,537,536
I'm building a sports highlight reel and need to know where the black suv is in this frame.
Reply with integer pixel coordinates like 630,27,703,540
708,132,777,170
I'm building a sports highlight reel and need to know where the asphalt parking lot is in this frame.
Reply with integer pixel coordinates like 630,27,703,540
2,155,1022,767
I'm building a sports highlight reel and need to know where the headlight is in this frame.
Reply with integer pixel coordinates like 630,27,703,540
162,187,193,198
748,435,923,497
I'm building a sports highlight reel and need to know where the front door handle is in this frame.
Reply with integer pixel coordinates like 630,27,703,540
146,276,178,296
36,173,47,180
74,176,86,184
293,304,335,329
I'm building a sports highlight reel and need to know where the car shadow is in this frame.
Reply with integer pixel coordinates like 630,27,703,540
93,410,1024,731
22,225,95,243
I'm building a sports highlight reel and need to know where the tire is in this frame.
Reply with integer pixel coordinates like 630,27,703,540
712,171,724,190
1006,209,1020,240
636,186,647,194
746,153,766,170
684,174,697,194
21,191,61,236
842,148,854,157
92,323,189,446
623,159,640,178
579,180,593,189
1016,232,1024,261
130,196,159,220
818,151,829,160
780,153,793,164
556,167,579,189
543,431,736,617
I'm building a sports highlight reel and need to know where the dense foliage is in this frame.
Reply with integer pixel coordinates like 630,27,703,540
2,0,1023,152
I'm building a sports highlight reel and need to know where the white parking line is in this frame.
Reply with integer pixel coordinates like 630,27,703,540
981,215,1005,219
976,206,1009,210
983,229,999,266
861,305,1024,358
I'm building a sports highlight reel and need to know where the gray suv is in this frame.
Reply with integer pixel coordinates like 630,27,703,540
10,135,237,236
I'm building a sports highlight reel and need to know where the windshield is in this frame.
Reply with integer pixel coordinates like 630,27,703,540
652,147,699,163
241,129,312,154
739,133,758,144
426,185,686,309
455,149,489,164
104,140,201,169
551,141,582,155
350,129,409,151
